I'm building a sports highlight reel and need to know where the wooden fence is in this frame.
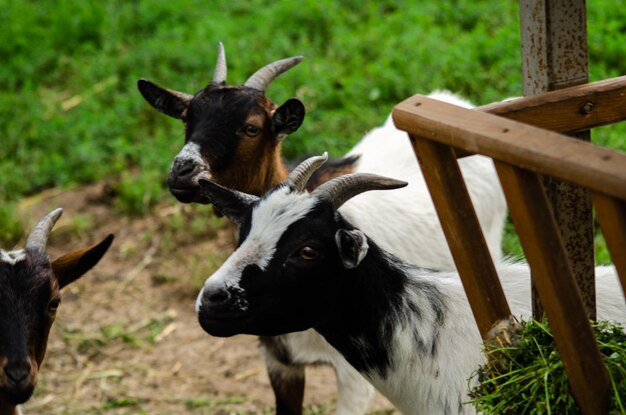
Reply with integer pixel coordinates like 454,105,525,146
392,78,626,414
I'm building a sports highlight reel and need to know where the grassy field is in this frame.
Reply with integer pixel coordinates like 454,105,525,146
1,0,625,257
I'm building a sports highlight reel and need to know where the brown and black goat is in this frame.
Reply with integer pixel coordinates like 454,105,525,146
137,42,327,202
0,209,113,415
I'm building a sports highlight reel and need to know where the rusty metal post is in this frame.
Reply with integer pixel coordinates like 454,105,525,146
520,0,595,319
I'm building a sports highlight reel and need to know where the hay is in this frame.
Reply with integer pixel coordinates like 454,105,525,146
469,319,626,414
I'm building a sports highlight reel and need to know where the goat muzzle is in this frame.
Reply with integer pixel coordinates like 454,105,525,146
196,286,249,337
0,359,37,405
168,159,210,203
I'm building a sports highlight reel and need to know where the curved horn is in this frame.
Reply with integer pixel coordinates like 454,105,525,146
244,56,303,92
197,175,259,225
312,174,408,210
286,152,328,191
212,41,227,85
26,208,64,251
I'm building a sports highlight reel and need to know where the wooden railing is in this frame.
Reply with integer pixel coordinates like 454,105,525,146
392,76,626,415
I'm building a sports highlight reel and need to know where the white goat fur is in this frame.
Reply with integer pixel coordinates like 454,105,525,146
269,91,507,414
345,90,504,269
197,175,625,414
368,263,625,414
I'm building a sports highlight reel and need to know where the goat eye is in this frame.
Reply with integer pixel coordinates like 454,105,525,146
299,246,319,261
48,298,61,314
244,124,261,137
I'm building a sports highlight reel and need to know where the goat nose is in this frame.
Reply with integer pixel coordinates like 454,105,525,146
203,287,233,310
4,361,30,386
171,158,197,181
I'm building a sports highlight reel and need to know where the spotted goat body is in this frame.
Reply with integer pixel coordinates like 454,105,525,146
0,209,113,415
194,155,626,415
138,44,507,415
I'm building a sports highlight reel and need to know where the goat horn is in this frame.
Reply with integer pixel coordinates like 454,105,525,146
212,41,227,85
244,56,303,92
286,152,328,191
312,174,408,210
26,208,63,251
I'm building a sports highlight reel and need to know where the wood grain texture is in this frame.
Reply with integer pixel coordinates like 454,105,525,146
393,95,626,200
452,75,626,160
495,161,610,415
592,192,626,298
411,136,511,338
478,76,626,134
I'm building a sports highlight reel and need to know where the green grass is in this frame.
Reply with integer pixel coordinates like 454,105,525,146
469,319,626,414
0,202,23,248
1,0,625,258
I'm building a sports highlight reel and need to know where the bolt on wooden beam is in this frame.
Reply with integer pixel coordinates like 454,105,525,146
393,95,626,201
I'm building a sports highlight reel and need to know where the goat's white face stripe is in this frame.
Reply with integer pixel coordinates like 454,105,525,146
174,142,207,168
0,249,26,265
196,187,317,312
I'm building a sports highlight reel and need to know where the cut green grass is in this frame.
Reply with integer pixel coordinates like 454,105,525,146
469,319,626,414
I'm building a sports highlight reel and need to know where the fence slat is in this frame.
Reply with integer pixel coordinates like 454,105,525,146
478,75,626,135
494,161,610,414
592,192,626,297
410,135,511,338
392,95,626,201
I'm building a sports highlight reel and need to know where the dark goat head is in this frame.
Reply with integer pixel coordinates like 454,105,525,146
0,209,113,410
194,154,407,337
138,42,305,203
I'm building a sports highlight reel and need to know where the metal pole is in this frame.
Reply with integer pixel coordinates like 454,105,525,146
519,0,595,319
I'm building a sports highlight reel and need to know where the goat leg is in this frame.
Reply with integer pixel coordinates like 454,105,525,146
260,336,305,415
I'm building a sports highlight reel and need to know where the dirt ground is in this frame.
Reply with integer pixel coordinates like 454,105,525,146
16,183,396,415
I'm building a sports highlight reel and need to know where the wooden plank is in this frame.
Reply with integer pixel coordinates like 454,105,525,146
495,161,610,414
392,95,626,201
478,76,626,135
541,174,595,319
592,192,626,297
410,135,511,338
454,75,626,159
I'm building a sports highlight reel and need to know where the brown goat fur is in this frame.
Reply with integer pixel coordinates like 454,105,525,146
138,79,307,204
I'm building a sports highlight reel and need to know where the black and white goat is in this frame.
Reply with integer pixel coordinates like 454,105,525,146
0,209,113,415
194,155,626,415
139,43,507,415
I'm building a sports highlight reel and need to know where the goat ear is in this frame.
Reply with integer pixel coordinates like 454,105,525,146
137,79,192,120
272,98,305,140
197,178,259,225
52,234,114,289
335,229,368,269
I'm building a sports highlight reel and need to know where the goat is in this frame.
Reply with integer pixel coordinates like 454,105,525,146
194,154,626,415
138,43,506,414
138,42,305,200
0,209,113,415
